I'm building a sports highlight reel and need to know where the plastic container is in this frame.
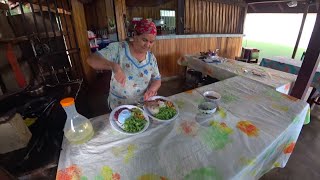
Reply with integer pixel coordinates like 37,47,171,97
60,97,94,144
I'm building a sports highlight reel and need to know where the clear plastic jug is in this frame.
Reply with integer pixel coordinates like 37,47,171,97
60,97,94,144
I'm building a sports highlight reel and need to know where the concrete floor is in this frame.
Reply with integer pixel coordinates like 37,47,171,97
86,77,320,180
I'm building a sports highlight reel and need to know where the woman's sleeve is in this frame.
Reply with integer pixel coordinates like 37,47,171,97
96,42,120,64
150,54,161,81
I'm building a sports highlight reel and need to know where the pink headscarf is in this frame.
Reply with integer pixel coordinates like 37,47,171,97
135,19,157,36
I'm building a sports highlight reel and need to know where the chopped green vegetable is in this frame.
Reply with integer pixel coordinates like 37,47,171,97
123,111,146,133
154,107,177,120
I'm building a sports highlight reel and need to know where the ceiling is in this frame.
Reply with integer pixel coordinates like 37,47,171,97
126,0,172,7
246,0,319,13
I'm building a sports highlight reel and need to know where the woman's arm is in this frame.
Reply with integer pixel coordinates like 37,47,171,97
87,53,117,71
87,54,126,86
144,80,161,100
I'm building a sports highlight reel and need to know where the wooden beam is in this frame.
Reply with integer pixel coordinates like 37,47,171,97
177,0,185,34
247,0,306,5
240,5,248,34
249,4,257,12
292,4,309,59
114,0,127,41
290,8,320,99
277,3,284,12
71,0,94,83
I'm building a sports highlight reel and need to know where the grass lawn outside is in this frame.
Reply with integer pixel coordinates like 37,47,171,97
242,40,306,62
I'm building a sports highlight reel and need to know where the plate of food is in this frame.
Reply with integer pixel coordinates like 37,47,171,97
143,96,179,122
109,105,150,135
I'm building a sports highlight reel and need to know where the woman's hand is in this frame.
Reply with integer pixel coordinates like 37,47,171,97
144,89,157,100
113,64,126,87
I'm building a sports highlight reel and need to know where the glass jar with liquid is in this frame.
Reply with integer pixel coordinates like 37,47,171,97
60,97,94,144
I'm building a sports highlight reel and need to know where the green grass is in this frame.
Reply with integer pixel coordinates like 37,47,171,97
242,40,306,61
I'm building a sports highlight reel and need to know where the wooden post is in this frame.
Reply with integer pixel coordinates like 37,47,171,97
71,0,94,83
292,3,309,59
177,0,185,34
290,8,320,99
114,0,127,41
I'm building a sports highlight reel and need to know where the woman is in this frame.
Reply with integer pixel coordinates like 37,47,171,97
87,19,161,110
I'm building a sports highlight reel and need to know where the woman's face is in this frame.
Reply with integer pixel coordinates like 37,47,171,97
133,33,156,53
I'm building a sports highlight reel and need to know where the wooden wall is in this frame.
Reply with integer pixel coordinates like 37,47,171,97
126,1,176,20
84,0,115,30
152,37,243,77
184,0,246,34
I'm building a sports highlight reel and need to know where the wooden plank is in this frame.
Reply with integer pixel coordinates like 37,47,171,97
223,4,226,33
212,2,216,33
199,0,202,33
205,0,209,33
194,0,197,33
114,0,126,41
209,1,212,33
236,6,241,33
216,2,219,33
71,0,94,83
219,3,222,33
231,5,235,33
185,0,189,33
226,4,230,33
229,5,233,33
290,9,320,99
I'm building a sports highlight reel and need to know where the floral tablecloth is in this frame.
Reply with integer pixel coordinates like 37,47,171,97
56,76,309,180
260,57,320,89
180,55,297,94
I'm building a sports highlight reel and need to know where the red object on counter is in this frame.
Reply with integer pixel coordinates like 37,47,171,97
6,43,26,88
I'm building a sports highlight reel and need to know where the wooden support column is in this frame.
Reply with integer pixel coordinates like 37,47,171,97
290,8,320,99
114,0,127,41
177,0,185,34
71,0,94,83
292,3,309,59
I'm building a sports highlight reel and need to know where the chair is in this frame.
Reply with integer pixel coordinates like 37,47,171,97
236,47,260,64
307,87,320,109
184,68,203,90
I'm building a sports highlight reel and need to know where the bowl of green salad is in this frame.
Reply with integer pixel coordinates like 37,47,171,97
143,96,179,122
109,105,150,135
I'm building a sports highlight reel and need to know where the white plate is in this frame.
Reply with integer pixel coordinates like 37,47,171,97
109,105,150,135
143,96,179,122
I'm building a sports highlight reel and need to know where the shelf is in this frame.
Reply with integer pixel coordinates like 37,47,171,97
30,3,71,15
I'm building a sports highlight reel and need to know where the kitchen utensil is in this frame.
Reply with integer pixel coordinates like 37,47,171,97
203,91,221,103
198,102,217,114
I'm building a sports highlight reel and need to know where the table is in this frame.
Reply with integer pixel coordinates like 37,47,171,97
56,76,309,180
181,55,297,94
260,57,320,89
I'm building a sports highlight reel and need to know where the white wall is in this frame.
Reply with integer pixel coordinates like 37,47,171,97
243,13,317,48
